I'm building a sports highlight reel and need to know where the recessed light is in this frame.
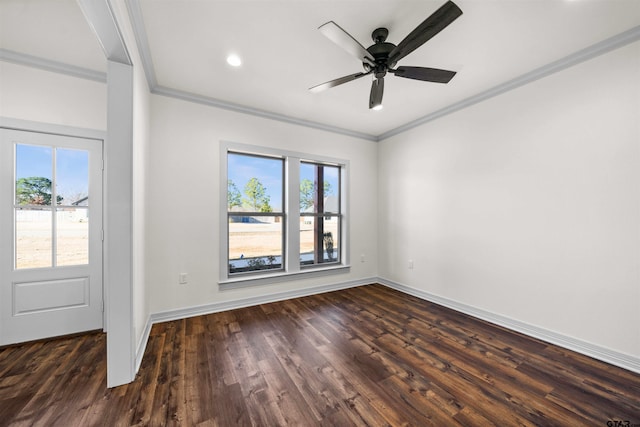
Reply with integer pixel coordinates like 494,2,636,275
226,54,242,67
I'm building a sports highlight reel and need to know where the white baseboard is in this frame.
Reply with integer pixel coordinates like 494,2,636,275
377,277,640,375
135,317,153,374
134,276,640,377
134,277,375,374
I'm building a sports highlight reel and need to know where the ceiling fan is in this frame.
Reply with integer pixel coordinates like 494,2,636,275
309,0,463,110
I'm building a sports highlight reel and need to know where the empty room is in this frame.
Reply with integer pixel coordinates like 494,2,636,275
1,0,639,425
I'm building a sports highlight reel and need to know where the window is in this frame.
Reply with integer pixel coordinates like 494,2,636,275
14,144,91,269
300,162,341,267
227,153,284,274
221,142,348,283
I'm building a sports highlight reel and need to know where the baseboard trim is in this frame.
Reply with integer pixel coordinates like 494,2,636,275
152,277,374,324
134,317,153,374
133,277,375,374
134,276,640,377
377,277,640,375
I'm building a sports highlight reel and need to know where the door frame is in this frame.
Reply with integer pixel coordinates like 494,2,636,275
1,117,108,332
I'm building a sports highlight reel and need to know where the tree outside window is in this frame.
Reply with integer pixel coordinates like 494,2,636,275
300,162,340,266
223,146,346,281
16,177,63,205
227,153,283,274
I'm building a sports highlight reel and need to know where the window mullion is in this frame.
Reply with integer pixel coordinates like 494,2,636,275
285,157,300,273
314,165,324,264
51,148,57,267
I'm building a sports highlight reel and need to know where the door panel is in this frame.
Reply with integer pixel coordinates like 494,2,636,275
13,277,89,315
0,128,103,345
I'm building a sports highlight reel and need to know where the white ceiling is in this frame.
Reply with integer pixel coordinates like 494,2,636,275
2,0,639,138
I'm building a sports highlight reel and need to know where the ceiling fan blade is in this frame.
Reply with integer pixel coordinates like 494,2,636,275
388,1,462,65
369,78,384,109
392,66,456,83
319,21,376,66
309,71,370,93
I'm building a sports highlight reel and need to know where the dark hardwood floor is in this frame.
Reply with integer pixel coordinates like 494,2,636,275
1,284,639,426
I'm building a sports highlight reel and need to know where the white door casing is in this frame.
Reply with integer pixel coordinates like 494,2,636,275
0,128,103,345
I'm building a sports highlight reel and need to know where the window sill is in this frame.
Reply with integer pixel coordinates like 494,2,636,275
219,264,351,290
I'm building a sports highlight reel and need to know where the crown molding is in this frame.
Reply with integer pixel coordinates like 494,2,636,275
127,0,640,143
5,1,639,143
0,48,107,83
125,0,377,142
378,24,640,141
152,85,379,141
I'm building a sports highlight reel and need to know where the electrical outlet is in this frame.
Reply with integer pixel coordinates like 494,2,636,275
408,260,414,270
179,273,188,284
361,254,366,263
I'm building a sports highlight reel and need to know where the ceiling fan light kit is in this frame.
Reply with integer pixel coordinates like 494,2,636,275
310,0,463,110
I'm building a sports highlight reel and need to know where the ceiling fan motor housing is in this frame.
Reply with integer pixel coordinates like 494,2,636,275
364,28,396,76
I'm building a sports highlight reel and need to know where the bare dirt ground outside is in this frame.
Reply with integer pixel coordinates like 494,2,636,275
229,219,338,259
16,218,88,269
16,218,337,269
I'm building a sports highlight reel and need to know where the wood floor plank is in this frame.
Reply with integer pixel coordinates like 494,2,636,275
1,283,639,426
261,334,334,420
260,304,361,424
381,374,455,426
227,328,284,425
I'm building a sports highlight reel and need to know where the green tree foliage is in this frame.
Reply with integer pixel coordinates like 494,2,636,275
259,200,273,213
227,179,241,209
243,177,272,212
16,177,62,205
300,179,334,211
324,181,333,197
300,178,314,210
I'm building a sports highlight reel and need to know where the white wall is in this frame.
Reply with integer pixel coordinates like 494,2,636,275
0,61,106,130
378,41,640,359
147,94,378,314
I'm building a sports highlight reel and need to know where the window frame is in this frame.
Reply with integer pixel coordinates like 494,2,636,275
226,152,285,276
13,143,93,270
299,161,342,268
219,141,350,287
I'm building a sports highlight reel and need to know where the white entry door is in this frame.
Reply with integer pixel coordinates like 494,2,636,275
0,129,103,345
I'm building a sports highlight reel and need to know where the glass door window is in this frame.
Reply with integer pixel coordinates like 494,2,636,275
15,144,90,269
